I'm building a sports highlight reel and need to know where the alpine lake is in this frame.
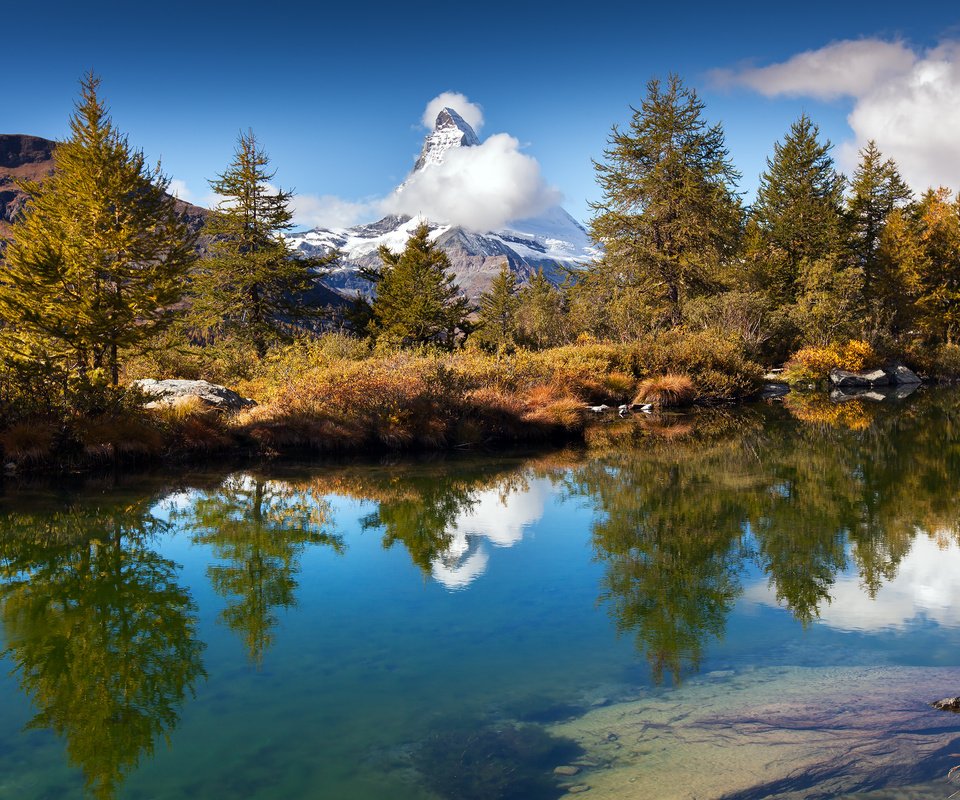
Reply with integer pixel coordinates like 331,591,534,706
3,388,960,800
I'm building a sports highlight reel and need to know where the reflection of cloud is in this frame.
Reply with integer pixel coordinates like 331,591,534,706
430,478,551,590
746,534,960,631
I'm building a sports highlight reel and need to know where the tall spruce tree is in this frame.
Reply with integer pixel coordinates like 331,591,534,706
474,264,520,352
589,75,742,329
845,141,912,333
362,223,470,348
518,269,567,349
192,131,330,358
913,188,960,344
0,75,197,386
750,114,846,306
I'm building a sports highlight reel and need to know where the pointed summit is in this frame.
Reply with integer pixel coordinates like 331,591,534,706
413,107,480,172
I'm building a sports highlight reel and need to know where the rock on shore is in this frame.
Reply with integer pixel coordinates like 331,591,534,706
133,379,255,411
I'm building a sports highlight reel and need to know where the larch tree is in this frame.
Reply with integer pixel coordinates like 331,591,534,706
474,264,520,352
0,74,197,386
362,223,470,348
517,269,567,349
192,131,333,358
749,115,852,345
845,141,912,336
589,74,742,329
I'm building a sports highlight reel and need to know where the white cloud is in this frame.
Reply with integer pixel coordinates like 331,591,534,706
291,194,378,229
422,91,484,132
716,38,960,193
382,132,562,232
167,178,195,202
713,39,917,100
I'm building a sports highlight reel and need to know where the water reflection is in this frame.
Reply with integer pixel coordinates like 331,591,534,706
173,475,344,665
0,499,205,800
1,390,960,795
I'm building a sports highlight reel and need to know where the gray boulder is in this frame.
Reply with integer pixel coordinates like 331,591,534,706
885,364,921,385
829,368,891,388
133,379,256,411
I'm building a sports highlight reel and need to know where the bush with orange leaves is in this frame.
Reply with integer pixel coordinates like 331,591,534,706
783,340,878,385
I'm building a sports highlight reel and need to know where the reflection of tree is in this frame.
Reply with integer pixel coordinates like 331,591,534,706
571,434,752,684
179,475,343,665
0,503,205,800
354,463,532,574
571,392,960,682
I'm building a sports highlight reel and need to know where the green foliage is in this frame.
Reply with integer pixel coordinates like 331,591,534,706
474,263,520,352
0,74,196,387
191,131,334,357
0,501,205,799
516,269,567,349
362,223,471,348
588,75,743,328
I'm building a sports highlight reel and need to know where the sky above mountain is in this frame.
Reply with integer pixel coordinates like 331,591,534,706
4,1,960,229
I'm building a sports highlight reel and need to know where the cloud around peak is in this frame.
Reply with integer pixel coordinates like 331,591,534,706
714,38,960,193
422,91,484,132
383,131,561,232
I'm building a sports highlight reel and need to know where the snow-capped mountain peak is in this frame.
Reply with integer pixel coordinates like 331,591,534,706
412,107,480,172
286,106,596,299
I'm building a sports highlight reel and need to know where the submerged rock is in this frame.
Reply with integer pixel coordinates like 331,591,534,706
554,765,581,776
133,379,256,411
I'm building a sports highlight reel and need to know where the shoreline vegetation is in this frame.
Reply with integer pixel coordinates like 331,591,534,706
3,75,960,473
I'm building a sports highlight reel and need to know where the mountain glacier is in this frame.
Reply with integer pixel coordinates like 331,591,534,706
286,107,595,298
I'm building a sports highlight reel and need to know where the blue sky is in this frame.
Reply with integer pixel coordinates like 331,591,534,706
5,1,960,228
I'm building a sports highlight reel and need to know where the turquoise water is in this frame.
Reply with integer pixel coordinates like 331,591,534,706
2,393,960,799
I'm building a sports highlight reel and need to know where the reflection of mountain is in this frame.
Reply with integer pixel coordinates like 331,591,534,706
429,479,551,589
746,533,960,631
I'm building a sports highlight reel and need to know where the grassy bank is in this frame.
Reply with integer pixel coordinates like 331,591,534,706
0,332,764,471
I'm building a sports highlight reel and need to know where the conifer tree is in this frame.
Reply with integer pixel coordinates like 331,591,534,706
589,75,742,328
845,141,912,335
192,131,331,358
913,188,960,344
517,269,566,349
750,114,846,306
474,263,519,352
0,75,197,386
363,223,470,348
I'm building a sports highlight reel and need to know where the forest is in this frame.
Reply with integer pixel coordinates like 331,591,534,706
1,73,958,468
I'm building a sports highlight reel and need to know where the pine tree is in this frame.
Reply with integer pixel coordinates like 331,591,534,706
589,75,742,328
474,264,520,352
192,131,331,358
0,75,197,386
363,223,470,348
751,114,846,306
845,141,912,330
913,189,960,344
517,269,567,348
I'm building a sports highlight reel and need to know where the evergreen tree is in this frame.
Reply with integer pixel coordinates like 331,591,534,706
845,141,912,335
474,264,520,352
0,75,197,385
517,269,567,348
362,223,470,348
589,75,742,328
874,207,924,336
750,114,846,306
913,188,960,344
192,131,332,358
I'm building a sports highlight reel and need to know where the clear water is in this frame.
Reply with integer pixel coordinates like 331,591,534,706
2,391,960,799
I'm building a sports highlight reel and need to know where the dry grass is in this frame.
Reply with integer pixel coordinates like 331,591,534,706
633,374,696,408
0,422,57,464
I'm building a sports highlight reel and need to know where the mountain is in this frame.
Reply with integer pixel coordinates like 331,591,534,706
286,108,595,298
0,133,210,243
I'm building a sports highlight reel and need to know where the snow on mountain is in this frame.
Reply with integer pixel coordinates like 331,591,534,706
286,107,596,298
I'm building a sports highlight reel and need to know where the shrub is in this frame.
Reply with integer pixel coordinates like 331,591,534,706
783,340,878,385
633,374,695,407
